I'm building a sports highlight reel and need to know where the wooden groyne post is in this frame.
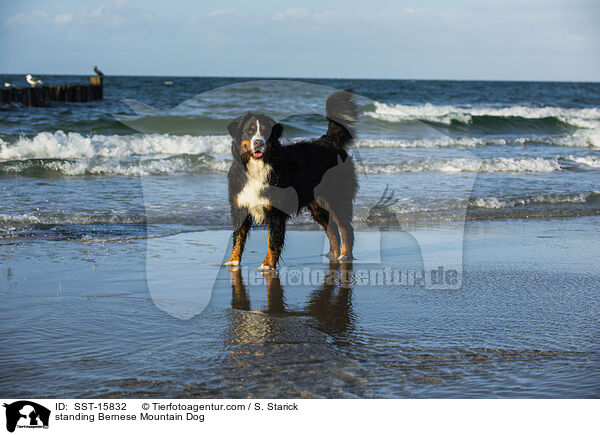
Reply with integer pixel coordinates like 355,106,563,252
0,76,103,107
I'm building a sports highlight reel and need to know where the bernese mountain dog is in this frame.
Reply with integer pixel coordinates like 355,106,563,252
224,90,358,270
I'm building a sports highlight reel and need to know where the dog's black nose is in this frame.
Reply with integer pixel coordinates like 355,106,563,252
253,139,264,149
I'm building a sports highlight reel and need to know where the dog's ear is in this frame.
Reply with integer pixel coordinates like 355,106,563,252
269,123,283,142
227,113,249,138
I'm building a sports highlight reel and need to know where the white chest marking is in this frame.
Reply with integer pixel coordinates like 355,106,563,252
236,159,272,223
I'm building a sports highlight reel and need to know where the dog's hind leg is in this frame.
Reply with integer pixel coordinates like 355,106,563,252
260,210,286,270
332,211,354,262
309,202,341,260
225,214,252,266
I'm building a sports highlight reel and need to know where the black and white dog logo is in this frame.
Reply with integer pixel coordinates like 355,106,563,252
3,401,50,433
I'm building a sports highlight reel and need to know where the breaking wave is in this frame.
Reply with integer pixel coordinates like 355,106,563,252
0,131,231,160
364,102,600,129
357,155,600,174
354,130,600,148
469,191,600,209
0,154,229,177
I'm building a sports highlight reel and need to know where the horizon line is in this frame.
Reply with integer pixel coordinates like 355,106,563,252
0,72,599,84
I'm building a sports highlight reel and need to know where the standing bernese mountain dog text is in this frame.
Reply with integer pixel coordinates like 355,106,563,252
224,90,358,269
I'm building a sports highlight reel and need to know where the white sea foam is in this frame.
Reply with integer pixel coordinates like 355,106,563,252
0,213,42,224
0,212,145,226
354,132,600,149
0,131,232,160
0,155,230,176
366,102,471,125
1,131,598,177
358,157,562,174
365,102,600,129
1,130,599,169
354,137,508,149
532,130,600,148
469,191,599,209
469,197,506,209
564,155,600,168
52,157,229,176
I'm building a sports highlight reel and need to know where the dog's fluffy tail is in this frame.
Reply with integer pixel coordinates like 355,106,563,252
320,90,358,149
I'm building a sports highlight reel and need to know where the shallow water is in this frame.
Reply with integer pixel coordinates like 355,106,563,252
1,219,599,398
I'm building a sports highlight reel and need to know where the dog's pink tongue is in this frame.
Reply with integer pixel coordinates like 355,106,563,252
253,152,263,158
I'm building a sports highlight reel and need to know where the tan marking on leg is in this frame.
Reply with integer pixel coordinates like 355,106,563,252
259,230,281,269
331,210,354,262
225,222,250,266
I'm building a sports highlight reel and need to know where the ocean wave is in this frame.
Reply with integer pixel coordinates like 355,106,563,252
3,152,598,177
364,102,600,129
469,191,600,209
357,190,600,225
0,154,230,176
2,191,599,240
358,156,563,174
354,130,600,149
0,212,146,226
2,130,599,170
564,154,600,168
354,136,595,149
0,209,225,240
0,131,232,160
517,130,600,148
353,137,508,149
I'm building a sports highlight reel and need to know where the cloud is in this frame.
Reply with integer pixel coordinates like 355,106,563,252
273,8,312,20
50,5,129,28
272,8,341,23
403,7,428,15
54,13,73,24
107,13,127,27
90,6,105,18
208,9,237,18
4,10,48,26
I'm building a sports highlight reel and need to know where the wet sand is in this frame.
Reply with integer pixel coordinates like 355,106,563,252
1,217,599,398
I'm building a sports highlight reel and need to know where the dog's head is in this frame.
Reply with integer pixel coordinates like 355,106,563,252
228,113,283,162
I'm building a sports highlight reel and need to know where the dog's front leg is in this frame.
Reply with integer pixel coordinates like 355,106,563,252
259,210,286,270
225,213,252,266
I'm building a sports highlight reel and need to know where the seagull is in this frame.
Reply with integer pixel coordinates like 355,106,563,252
4,82,13,88
26,74,43,87
94,65,104,77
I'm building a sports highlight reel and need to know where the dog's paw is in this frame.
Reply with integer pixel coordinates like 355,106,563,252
258,263,275,270
324,251,340,260
337,254,353,263
223,260,240,266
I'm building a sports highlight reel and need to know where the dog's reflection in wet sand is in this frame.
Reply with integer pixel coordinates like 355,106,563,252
227,263,355,343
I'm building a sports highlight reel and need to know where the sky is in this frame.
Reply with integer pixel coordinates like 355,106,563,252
0,0,598,81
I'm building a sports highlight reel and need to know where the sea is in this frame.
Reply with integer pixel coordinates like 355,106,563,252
1,76,599,398
1,76,600,239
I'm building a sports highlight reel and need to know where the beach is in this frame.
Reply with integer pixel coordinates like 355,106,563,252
1,218,599,398
1,76,599,398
